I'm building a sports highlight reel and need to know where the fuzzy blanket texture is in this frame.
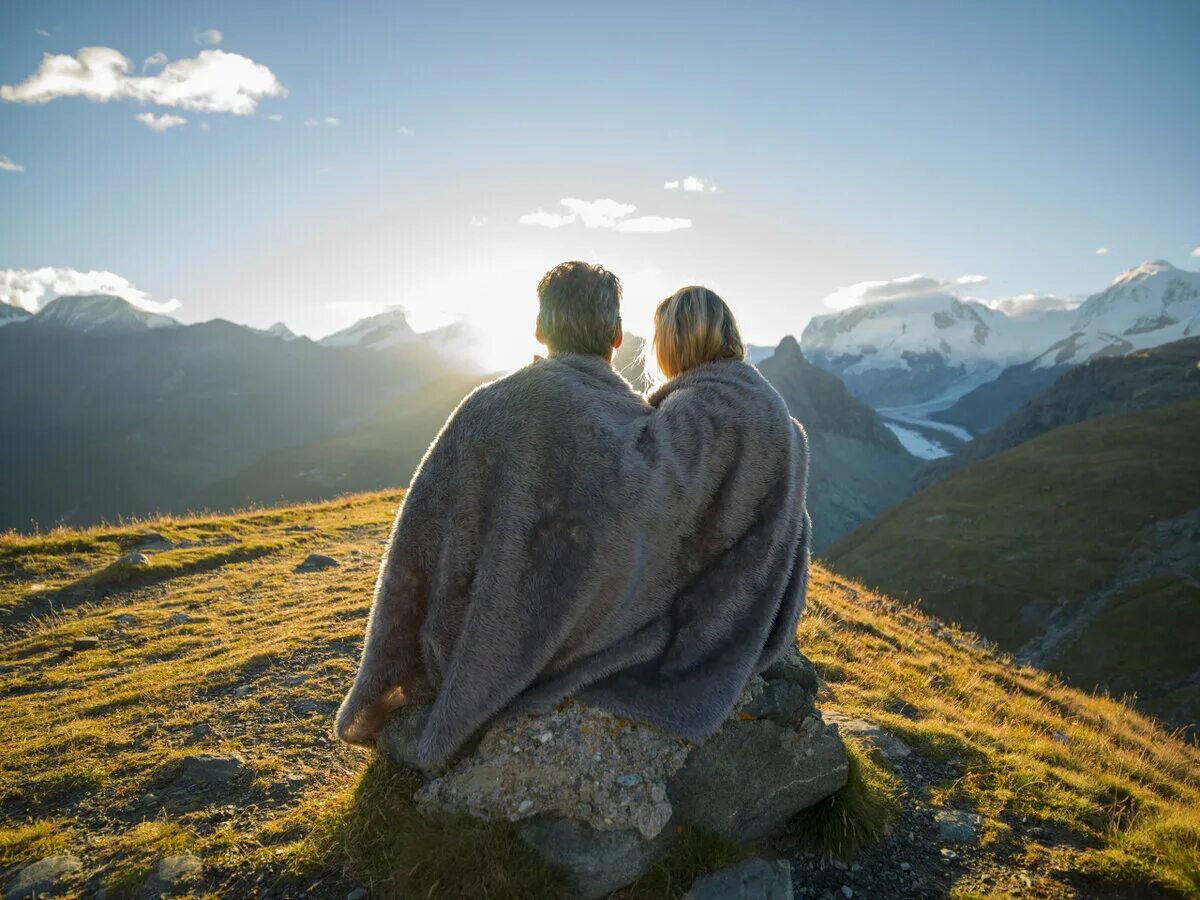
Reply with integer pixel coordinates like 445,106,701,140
335,353,811,770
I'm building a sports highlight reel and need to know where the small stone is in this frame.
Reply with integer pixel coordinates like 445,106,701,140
616,773,643,787
180,753,245,784
4,855,83,899
899,862,911,872
142,854,202,896
832,860,848,871
114,614,140,627
1052,730,1070,745
165,613,193,627
537,731,553,743
71,635,101,652
940,848,958,862
823,713,911,762
118,551,151,567
517,799,534,814
345,889,368,900
840,887,853,899
233,685,253,698
934,808,983,843
295,553,339,572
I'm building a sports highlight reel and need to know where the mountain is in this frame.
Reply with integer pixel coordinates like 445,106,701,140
918,336,1200,488
756,337,916,550
262,321,300,341
198,370,494,511
320,307,418,349
800,293,1067,408
0,299,447,530
0,302,31,326
3,491,1197,898
828,397,1200,734
802,261,1200,413
29,293,180,334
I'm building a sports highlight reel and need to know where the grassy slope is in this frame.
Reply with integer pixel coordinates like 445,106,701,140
829,398,1200,728
0,493,1197,897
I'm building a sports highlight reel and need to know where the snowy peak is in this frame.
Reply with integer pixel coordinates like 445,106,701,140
319,307,418,350
31,294,180,334
0,303,32,327
262,322,299,342
1039,261,1200,368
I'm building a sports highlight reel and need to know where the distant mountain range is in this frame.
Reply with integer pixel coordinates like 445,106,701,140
801,260,1200,415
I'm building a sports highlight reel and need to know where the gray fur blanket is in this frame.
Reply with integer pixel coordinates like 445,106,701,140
335,353,810,771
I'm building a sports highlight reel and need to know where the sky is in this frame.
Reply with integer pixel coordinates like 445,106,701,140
2,0,1198,368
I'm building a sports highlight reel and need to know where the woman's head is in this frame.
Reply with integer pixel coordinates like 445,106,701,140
652,286,746,379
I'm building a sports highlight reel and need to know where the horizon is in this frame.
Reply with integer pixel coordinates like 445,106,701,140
2,1,1199,370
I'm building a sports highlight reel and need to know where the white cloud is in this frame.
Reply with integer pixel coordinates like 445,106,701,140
520,197,693,234
823,273,990,311
0,267,180,313
519,208,577,228
616,215,693,233
136,111,186,132
1,47,286,115
35,29,51,38
1191,246,1200,258
985,292,1080,316
0,155,24,173
194,28,223,46
469,215,488,227
664,175,718,193
305,116,340,127
1096,247,1111,255
561,197,637,228
267,113,283,121
142,51,168,71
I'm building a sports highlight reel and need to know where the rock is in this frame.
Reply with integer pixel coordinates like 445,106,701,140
72,635,101,652
740,679,815,727
4,855,83,899
284,524,315,532
118,551,151,567
760,644,820,694
295,553,338,572
669,712,849,842
165,613,193,627
823,713,911,762
345,889,368,900
683,858,792,900
114,614,140,627
519,817,669,900
840,887,854,899
939,847,958,862
378,704,434,772
233,685,253,699
180,753,245,784
137,531,174,551
415,701,688,840
934,809,983,843
142,854,202,897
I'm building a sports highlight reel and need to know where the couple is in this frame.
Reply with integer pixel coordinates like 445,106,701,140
336,261,812,772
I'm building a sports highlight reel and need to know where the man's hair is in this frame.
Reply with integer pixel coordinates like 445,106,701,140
653,285,746,378
536,261,622,356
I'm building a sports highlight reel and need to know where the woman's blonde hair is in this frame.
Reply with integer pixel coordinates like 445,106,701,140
652,286,746,379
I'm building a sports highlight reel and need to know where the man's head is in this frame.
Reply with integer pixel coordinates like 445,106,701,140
535,261,624,360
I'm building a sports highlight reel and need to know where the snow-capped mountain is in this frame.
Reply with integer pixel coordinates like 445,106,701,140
801,261,1199,410
29,294,180,334
0,303,32,327
801,292,1072,407
262,321,300,342
319,308,419,349
1031,260,1200,369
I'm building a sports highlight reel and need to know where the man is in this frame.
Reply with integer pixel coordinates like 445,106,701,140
335,261,652,769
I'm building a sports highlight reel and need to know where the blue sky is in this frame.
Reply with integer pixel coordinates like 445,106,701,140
2,0,1198,363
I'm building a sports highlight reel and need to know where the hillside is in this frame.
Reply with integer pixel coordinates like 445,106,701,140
1,493,1198,898
829,397,1200,735
918,337,1200,489
756,338,916,549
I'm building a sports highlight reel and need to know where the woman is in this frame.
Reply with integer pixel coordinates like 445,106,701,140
555,285,812,742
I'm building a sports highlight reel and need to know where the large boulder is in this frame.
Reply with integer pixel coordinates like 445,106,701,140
4,855,82,899
398,652,847,898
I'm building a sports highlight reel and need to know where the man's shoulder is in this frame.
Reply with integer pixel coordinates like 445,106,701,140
456,355,644,424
